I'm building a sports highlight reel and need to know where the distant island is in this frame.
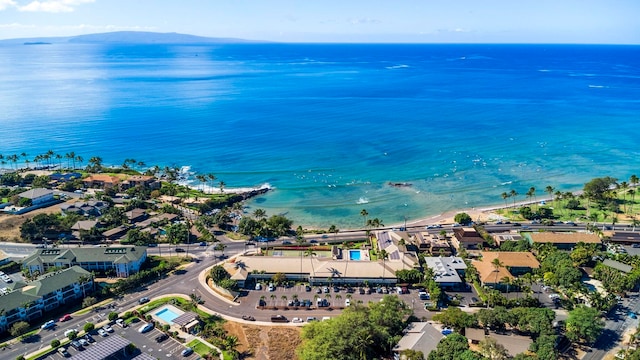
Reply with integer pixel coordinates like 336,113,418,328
1,31,265,45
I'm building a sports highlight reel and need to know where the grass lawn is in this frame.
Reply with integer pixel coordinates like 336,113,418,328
186,339,214,356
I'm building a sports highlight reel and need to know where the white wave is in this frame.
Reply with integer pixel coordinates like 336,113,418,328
588,85,607,88
356,197,369,204
386,64,409,69
500,181,512,185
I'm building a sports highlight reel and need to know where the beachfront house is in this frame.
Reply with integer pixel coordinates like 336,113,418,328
120,175,160,190
22,246,147,277
492,232,523,247
0,266,93,332
451,227,484,250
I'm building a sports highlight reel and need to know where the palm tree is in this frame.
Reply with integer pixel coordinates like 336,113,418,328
270,294,276,307
304,248,317,285
253,208,267,220
379,249,389,284
491,258,504,290
509,189,518,208
500,276,512,294
360,209,369,228
501,192,509,208
328,224,338,242
196,174,207,192
207,173,216,190
218,181,226,193
545,185,555,203
281,295,288,307
76,155,84,169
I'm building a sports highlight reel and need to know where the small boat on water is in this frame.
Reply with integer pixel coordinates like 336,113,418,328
388,182,412,187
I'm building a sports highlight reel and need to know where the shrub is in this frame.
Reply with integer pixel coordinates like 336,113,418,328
83,322,95,333
51,339,60,348
108,312,119,321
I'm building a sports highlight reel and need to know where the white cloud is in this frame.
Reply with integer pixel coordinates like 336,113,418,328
0,0,17,11
18,0,94,13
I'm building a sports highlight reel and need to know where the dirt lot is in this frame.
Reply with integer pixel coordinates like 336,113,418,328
224,321,302,360
0,204,62,241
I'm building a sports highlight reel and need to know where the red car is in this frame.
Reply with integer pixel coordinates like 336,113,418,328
59,314,72,322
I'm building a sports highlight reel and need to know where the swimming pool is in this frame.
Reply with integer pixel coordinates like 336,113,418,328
349,250,361,261
155,307,180,324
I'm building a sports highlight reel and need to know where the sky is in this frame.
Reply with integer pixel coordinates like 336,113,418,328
0,0,638,43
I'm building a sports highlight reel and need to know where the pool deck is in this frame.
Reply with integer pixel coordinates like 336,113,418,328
151,304,185,325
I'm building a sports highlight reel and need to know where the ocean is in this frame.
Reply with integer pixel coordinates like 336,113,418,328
1,43,639,228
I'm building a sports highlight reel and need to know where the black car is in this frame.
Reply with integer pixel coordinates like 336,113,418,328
175,248,185,252
305,285,312,292
84,334,95,343
155,334,169,343
70,341,83,350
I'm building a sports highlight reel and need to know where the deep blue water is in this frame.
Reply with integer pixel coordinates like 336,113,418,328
1,43,639,228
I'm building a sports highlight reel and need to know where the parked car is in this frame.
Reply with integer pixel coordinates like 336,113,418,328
305,285,312,292
270,314,288,323
155,334,169,343
306,316,318,322
84,334,95,343
57,347,71,357
418,291,430,300
323,286,330,293
64,329,77,338
292,317,304,323
175,248,185,252
441,327,453,335
138,297,150,304
181,347,194,356
103,324,114,333
268,283,275,291
98,329,108,337
242,315,256,321
78,338,89,347
59,314,72,322
41,320,55,330
115,318,126,328
139,322,154,333
255,283,262,290
199,241,207,246
345,298,351,306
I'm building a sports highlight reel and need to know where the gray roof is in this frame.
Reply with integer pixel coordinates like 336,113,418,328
71,220,99,231
22,246,146,268
69,334,130,360
424,257,467,284
394,322,444,356
0,266,89,313
19,188,54,199
603,259,633,273
172,311,198,327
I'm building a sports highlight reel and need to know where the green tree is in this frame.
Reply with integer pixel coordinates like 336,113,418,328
82,296,97,308
478,337,509,360
83,322,95,333
401,349,425,360
454,213,473,225
50,339,61,348
108,312,119,321
9,321,29,337
297,295,410,360
566,305,604,344
432,307,476,331
428,333,481,360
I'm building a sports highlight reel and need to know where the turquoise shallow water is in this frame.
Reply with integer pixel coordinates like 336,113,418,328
0,43,639,228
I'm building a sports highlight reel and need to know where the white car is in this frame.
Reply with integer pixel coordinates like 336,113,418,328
97,329,108,337
292,317,304,323
345,298,351,306
64,329,77,338
103,324,114,333
115,318,126,328
549,293,560,300
41,320,55,330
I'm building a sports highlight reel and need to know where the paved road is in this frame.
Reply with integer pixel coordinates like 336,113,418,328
583,293,640,360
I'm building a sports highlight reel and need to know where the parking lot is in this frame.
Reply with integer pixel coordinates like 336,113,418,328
241,282,465,321
38,321,199,360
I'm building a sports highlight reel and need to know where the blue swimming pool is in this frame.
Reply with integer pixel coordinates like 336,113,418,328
349,250,361,261
155,307,180,324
